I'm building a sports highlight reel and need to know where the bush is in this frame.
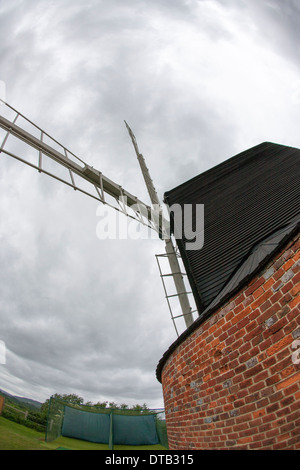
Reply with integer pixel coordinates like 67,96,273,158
2,408,46,433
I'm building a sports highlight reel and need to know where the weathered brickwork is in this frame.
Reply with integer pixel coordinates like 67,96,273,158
161,234,300,450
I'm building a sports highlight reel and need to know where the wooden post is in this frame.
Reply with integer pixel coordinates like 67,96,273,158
0,396,5,415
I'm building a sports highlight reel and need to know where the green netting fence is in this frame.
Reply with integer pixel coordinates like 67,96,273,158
45,397,168,449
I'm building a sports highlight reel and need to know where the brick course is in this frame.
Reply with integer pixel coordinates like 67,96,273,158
161,233,300,450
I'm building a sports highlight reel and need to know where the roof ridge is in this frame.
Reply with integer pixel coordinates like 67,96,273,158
164,141,285,202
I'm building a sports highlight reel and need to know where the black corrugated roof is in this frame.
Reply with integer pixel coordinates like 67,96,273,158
164,142,300,315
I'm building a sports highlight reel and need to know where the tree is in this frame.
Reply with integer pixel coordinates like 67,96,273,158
131,403,149,412
108,401,118,409
94,401,108,408
41,393,150,415
119,403,128,410
41,393,84,415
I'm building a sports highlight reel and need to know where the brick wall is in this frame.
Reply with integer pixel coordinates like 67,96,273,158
161,233,300,450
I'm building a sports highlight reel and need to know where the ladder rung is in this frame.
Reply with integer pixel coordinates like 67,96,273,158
172,311,193,320
160,272,187,277
166,291,192,298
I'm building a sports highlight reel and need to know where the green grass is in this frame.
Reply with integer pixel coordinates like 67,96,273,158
0,417,167,450
0,416,46,450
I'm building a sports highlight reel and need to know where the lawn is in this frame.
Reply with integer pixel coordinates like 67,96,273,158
0,417,47,450
0,417,167,450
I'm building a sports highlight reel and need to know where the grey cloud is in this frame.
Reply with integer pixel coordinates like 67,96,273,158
1,0,300,407
215,0,300,64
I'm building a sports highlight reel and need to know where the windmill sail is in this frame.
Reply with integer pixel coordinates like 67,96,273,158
0,100,165,234
0,99,195,333
124,121,195,330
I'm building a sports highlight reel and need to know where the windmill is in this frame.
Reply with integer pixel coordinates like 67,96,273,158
0,99,197,335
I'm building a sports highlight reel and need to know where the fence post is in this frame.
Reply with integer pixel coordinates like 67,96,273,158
109,410,114,450
45,396,53,442
0,396,5,415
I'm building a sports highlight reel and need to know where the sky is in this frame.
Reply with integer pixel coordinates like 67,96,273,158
0,0,300,409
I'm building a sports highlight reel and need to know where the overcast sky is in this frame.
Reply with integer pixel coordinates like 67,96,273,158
0,0,300,409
